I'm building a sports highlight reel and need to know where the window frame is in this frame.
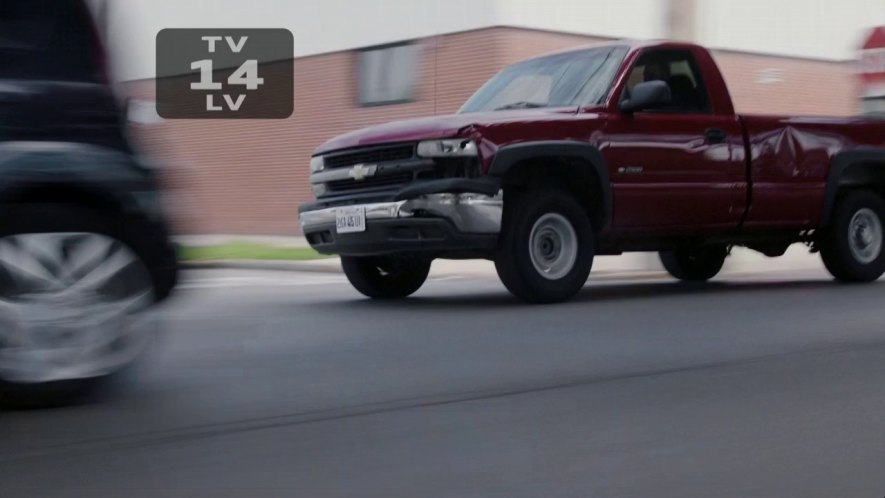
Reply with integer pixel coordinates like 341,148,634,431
356,40,419,108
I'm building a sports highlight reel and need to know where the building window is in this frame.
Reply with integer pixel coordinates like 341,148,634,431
358,42,419,106
754,68,785,85
862,96,885,116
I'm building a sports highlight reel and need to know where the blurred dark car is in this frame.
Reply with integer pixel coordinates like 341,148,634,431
0,0,177,408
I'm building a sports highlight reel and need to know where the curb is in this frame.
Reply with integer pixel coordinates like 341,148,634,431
181,259,342,274
179,258,675,281
179,257,826,284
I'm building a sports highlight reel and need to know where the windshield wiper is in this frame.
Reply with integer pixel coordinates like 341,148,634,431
494,101,547,111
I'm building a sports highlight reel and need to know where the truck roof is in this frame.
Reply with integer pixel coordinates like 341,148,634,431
520,39,705,63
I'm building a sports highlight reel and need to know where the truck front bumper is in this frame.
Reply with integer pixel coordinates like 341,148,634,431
299,190,503,257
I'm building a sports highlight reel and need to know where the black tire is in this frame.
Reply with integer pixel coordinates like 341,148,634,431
660,245,727,282
341,255,431,299
494,188,594,304
0,204,156,410
0,377,109,410
819,189,885,283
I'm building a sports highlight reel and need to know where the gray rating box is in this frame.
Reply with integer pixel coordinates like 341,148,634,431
156,29,293,119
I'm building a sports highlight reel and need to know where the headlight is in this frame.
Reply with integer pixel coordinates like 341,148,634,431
417,139,478,158
312,183,327,197
310,155,325,173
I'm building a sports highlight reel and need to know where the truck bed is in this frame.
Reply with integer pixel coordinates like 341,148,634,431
739,115,885,229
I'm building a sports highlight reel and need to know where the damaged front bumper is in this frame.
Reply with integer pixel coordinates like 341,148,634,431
299,179,503,257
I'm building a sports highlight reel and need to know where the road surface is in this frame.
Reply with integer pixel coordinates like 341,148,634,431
1,266,884,497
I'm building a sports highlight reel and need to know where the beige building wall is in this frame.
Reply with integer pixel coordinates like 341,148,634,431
715,52,857,115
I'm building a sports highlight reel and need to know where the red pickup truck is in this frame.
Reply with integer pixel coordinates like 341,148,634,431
299,40,885,303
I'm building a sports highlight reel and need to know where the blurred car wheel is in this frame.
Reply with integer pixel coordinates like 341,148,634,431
0,204,156,409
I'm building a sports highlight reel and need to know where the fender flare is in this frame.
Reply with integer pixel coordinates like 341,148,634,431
487,140,612,229
821,147,885,227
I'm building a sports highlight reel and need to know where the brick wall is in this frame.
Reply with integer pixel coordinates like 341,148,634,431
713,51,857,115
121,27,861,235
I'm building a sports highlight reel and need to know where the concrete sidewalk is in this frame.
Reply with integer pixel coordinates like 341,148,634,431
180,234,826,278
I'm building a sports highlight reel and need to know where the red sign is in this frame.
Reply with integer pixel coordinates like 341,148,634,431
860,26,885,88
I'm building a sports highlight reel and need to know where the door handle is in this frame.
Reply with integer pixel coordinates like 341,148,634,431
705,128,727,144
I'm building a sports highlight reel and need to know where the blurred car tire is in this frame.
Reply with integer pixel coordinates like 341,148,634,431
0,204,158,409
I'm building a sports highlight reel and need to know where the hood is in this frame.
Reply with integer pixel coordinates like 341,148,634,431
314,107,583,155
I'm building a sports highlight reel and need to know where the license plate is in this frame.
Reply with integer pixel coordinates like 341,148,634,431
335,206,366,234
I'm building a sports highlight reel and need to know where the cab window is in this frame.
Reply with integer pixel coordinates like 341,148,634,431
624,49,711,113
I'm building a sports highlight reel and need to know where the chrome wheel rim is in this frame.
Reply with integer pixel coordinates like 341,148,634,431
0,233,154,384
848,208,882,265
529,213,578,281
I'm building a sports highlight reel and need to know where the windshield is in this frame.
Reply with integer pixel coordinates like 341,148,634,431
460,46,628,113
0,0,102,81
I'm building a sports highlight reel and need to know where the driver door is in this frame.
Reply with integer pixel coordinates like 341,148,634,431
602,48,747,233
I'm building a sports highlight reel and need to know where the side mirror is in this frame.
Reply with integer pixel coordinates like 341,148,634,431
620,80,672,114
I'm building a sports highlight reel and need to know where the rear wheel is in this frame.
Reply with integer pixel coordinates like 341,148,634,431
660,245,727,282
819,190,885,282
341,255,431,299
0,205,156,409
494,188,594,303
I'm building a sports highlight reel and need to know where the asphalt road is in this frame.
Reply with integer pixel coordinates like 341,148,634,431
1,266,884,497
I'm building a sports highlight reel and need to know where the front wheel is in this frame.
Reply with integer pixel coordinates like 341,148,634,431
819,190,885,282
341,255,431,299
494,189,594,303
660,246,727,282
0,205,157,409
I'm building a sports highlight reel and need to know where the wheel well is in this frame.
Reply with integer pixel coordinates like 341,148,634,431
836,162,885,198
499,156,606,230
822,157,885,227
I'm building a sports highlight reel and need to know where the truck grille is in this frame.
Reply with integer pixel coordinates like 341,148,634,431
326,172,414,193
323,144,415,169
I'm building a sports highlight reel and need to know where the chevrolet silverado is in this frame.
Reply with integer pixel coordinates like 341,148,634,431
299,40,885,303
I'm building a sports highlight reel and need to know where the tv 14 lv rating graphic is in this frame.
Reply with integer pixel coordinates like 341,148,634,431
156,29,293,119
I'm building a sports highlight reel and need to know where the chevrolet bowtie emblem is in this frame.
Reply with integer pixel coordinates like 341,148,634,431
348,163,376,181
